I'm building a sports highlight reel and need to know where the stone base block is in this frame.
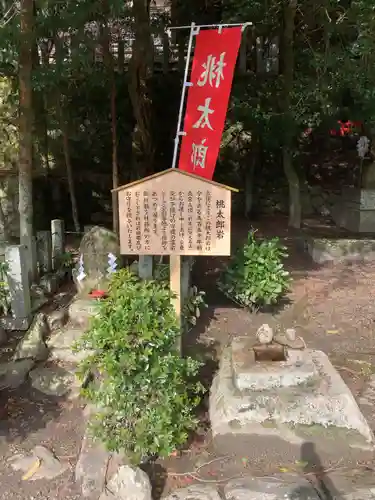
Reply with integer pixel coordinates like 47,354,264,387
306,237,375,264
331,188,375,232
231,338,318,391
209,347,374,464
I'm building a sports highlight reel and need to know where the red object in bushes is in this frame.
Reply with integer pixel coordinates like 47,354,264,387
329,120,363,137
88,289,108,299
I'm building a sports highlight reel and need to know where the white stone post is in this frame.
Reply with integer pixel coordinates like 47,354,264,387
51,219,65,270
5,244,32,329
138,256,153,279
36,230,52,274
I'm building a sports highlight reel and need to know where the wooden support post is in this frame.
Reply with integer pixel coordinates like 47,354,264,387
170,255,182,349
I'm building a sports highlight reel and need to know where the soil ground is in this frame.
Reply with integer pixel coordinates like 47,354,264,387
1,215,375,499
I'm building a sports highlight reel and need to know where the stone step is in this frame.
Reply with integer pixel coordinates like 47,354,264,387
29,363,81,398
48,327,93,364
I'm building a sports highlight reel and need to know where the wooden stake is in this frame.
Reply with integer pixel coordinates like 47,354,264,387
170,255,182,347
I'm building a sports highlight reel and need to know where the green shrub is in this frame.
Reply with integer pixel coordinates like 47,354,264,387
76,268,204,464
218,231,291,310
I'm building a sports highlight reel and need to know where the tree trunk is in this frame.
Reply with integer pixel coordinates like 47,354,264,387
101,15,119,235
128,0,154,179
19,0,34,267
282,0,301,229
60,104,80,232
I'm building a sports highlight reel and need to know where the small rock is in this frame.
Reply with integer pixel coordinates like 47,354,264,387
0,359,35,389
99,466,152,500
285,328,296,342
29,364,80,397
274,332,305,350
9,445,68,480
164,485,222,500
48,327,93,364
13,313,49,362
0,326,7,346
256,324,273,344
47,309,68,331
224,475,321,500
75,427,111,498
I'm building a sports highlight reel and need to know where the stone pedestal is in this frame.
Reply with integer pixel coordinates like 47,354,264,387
332,188,375,233
209,338,375,466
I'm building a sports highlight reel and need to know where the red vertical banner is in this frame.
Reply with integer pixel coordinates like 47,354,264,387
177,27,242,180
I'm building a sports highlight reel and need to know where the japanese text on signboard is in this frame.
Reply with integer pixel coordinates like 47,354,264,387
119,185,231,256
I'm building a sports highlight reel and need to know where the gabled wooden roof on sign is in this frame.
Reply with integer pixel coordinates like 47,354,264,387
112,168,239,193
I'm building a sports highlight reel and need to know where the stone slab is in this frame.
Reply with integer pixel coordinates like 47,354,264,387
0,359,35,389
209,348,374,463
29,364,80,397
48,327,92,363
68,298,99,329
9,445,68,480
306,237,375,264
75,428,111,498
0,316,31,331
232,338,318,391
224,475,321,500
164,485,221,500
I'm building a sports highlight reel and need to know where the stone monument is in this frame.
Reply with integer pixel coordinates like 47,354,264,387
209,324,374,468
331,187,375,233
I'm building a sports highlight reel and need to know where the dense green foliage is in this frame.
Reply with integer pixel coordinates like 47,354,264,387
218,231,291,310
76,268,204,463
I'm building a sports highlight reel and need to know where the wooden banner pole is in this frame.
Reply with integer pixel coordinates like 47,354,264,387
170,254,182,350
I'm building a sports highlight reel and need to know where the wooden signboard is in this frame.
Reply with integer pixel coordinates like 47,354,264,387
112,169,238,334
114,169,237,257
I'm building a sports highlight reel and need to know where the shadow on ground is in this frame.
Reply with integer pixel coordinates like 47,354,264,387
291,442,343,500
0,382,66,444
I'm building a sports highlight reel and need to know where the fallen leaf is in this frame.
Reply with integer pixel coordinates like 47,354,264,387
326,330,339,335
295,460,308,467
22,459,41,480
279,467,289,472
